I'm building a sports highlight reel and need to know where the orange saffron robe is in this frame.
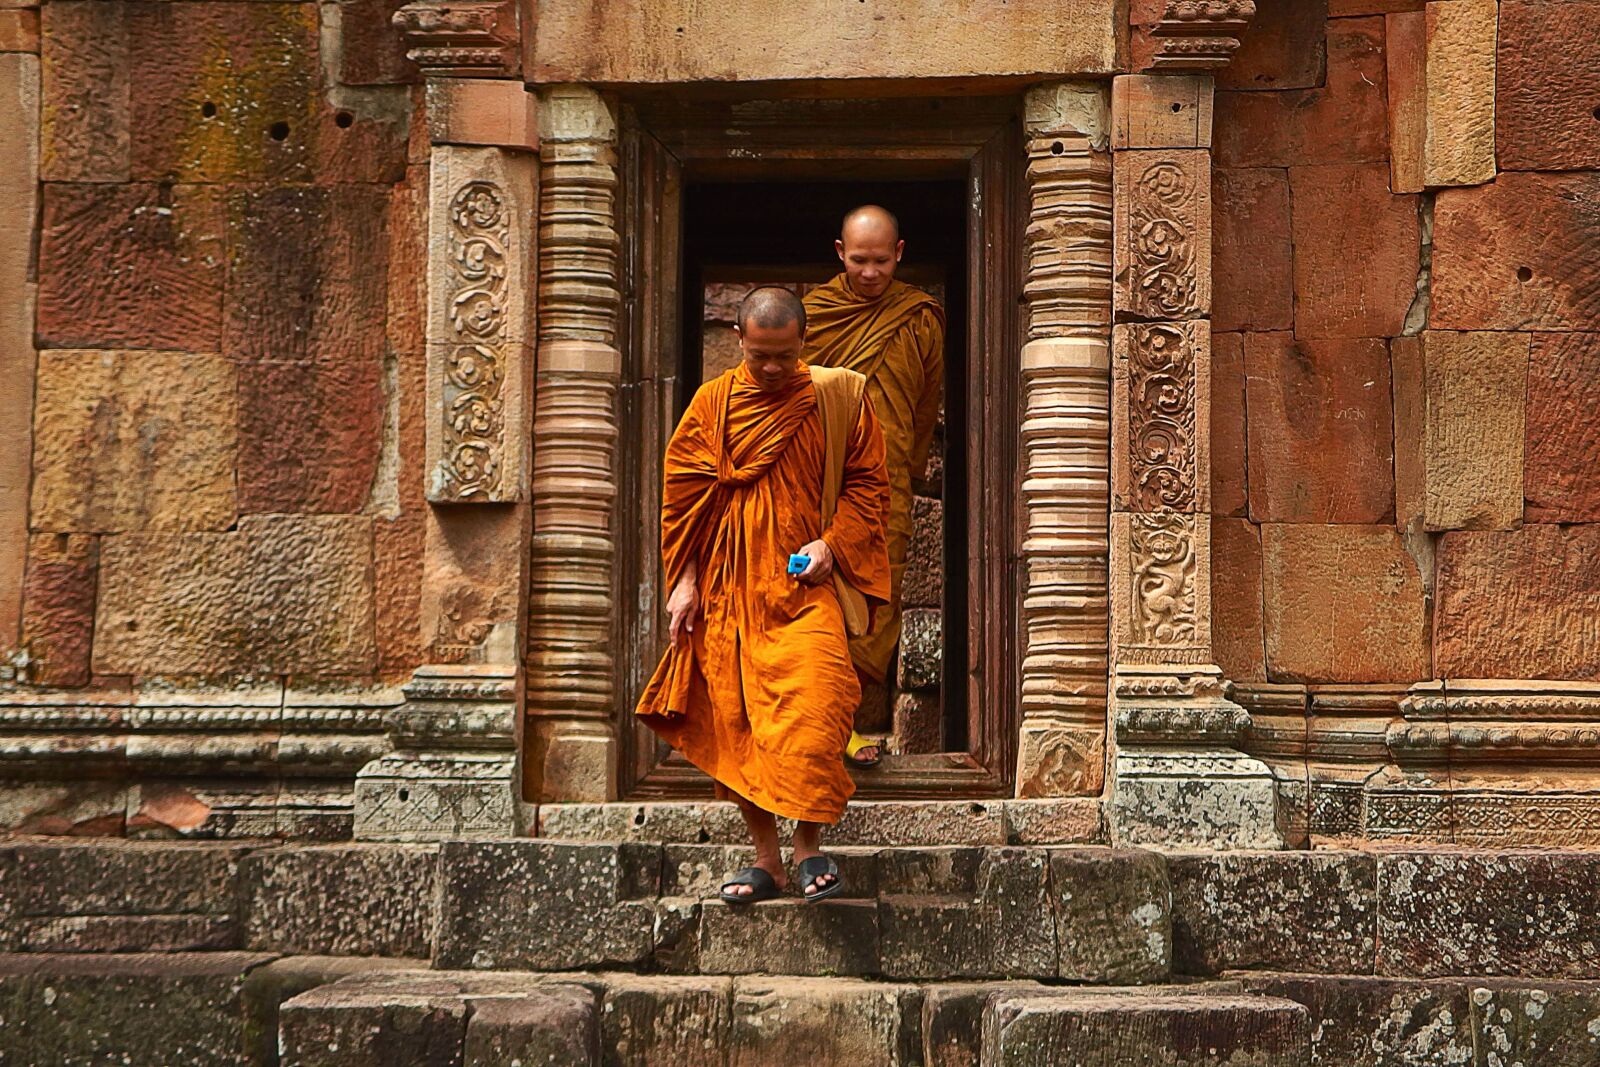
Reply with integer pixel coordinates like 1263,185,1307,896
803,276,945,683
634,361,892,824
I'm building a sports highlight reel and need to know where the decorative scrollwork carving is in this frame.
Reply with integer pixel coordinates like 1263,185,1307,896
436,181,507,500
1126,321,1196,511
1129,160,1198,319
1129,511,1198,646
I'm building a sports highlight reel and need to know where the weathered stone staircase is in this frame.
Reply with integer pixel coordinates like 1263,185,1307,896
3,800,1599,1065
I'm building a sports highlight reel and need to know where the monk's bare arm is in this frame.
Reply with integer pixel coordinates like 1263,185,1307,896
819,395,893,600
659,386,719,594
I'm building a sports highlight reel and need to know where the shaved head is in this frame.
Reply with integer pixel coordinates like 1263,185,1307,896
841,204,900,244
736,285,807,336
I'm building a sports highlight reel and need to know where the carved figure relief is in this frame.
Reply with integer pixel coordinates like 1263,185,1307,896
1129,511,1197,646
436,181,508,500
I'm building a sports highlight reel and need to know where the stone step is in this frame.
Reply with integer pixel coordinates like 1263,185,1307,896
535,797,1104,846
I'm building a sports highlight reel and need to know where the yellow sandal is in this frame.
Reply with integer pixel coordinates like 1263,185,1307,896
845,730,883,768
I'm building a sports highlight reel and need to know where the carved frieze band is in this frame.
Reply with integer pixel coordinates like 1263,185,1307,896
392,0,520,77
526,86,622,723
435,181,508,499
1113,149,1210,323
1148,0,1257,71
1016,84,1113,794
1118,320,1201,513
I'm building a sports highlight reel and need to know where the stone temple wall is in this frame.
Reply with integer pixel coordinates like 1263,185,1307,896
1203,0,1600,844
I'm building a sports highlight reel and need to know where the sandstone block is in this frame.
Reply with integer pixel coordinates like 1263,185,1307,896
728,976,918,1067
1110,75,1213,149
1330,0,1422,11
897,608,942,691
1392,330,1527,531
1262,524,1430,683
374,511,426,677
1525,332,1600,522
921,981,1048,1067
242,845,437,958
1216,17,1388,167
1237,974,1474,1066
1211,333,1248,517
892,690,942,754
1469,979,1600,1067
237,357,383,514
535,0,1120,82
126,2,318,183
37,183,224,349
20,532,97,687
1496,0,1600,171
982,991,1311,1066
279,978,469,1067
425,77,537,148
880,849,1054,979
601,975,732,1067
1432,172,1600,331
30,350,237,532
1211,517,1265,683
0,952,275,1065
1216,0,1328,92
1435,525,1600,680
335,0,416,86
1290,165,1419,340
433,841,655,970
1378,851,1600,977
855,677,892,735
901,494,944,608
0,780,128,836
0,841,245,952
1170,852,1377,975
1051,848,1170,983
700,899,879,977
1245,333,1394,524
94,515,377,677
39,1,128,181
1002,799,1104,845
464,988,599,1066
0,51,34,653
1212,169,1292,333
0,9,39,53
1386,0,1497,193
241,956,427,1067
223,184,388,365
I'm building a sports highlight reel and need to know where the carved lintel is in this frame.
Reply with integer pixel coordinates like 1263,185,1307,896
1148,0,1257,71
392,0,521,78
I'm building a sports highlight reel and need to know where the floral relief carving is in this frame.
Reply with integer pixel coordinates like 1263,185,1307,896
1129,510,1197,646
437,181,507,500
1127,321,1196,511
1130,160,1198,319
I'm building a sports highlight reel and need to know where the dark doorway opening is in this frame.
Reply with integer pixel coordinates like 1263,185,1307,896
678,178,970,756
613,95,1023,799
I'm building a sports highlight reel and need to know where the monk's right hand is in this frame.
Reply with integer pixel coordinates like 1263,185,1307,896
667,572,699,647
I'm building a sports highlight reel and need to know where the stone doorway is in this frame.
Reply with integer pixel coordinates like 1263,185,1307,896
612,95,1025,800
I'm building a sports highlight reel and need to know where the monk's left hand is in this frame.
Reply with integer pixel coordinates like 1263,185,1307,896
794,539,835,584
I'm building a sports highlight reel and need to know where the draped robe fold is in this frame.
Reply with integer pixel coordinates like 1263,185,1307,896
802,275,946,683
634,361,892,824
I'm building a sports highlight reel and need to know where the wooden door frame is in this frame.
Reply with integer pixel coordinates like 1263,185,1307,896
613,94,1026,799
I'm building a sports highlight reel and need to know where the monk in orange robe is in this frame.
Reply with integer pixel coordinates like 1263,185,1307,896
803,205,946,765
636,286,891,902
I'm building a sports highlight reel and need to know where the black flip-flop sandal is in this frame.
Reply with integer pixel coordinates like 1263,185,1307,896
719,866,782,905
797,855,844,903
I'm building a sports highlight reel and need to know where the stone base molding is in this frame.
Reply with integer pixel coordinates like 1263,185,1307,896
1364,679,1600,846
354,663,520,841
0,683,396,838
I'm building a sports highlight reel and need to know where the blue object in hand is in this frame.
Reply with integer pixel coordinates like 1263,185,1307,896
787,554,810,576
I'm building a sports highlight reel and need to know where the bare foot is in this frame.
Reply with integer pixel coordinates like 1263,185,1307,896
721,856,787,898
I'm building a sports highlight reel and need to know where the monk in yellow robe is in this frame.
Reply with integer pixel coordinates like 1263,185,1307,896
803,205,946,765
636,287,891,903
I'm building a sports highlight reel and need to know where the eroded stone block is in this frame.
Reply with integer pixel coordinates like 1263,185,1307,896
1245,333,1393,524
1435,525,1600,680
1379,851,1600,977
30,350,237,532
701,899,879,977
1496,0,1600,171
602,974,732,1067
1237,973,1474,1066
39,1,128,181
1052,848,1170,983
1212,168,1292,333
237,356,383,514
279,978,469,1067
463,988,599,1066
1387,0,1497,192
1289,164,1419,340
1470,979,1600,1067
1261,524,1430,684
897,608,942,691
1169,852,1377,975
1432,172,1600,331
902,494,944,608
94,515,376,677
728,976,918,1067
880,849,1054,980
1215,0,1328,92
1210,333,1248,518
243,845,437,958
20,532,97,687
1392,330,1527,531
1525,332,1600,523
1211,517,1265,684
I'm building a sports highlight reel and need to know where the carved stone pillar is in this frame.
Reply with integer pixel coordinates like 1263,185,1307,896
356,15,535,839
1016,83,1114,797
523,85,621,802
1105,74,1283,849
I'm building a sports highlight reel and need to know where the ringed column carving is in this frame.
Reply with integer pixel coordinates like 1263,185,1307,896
523,85,622,803
1016,82,1115,797
1105,74,1283,849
